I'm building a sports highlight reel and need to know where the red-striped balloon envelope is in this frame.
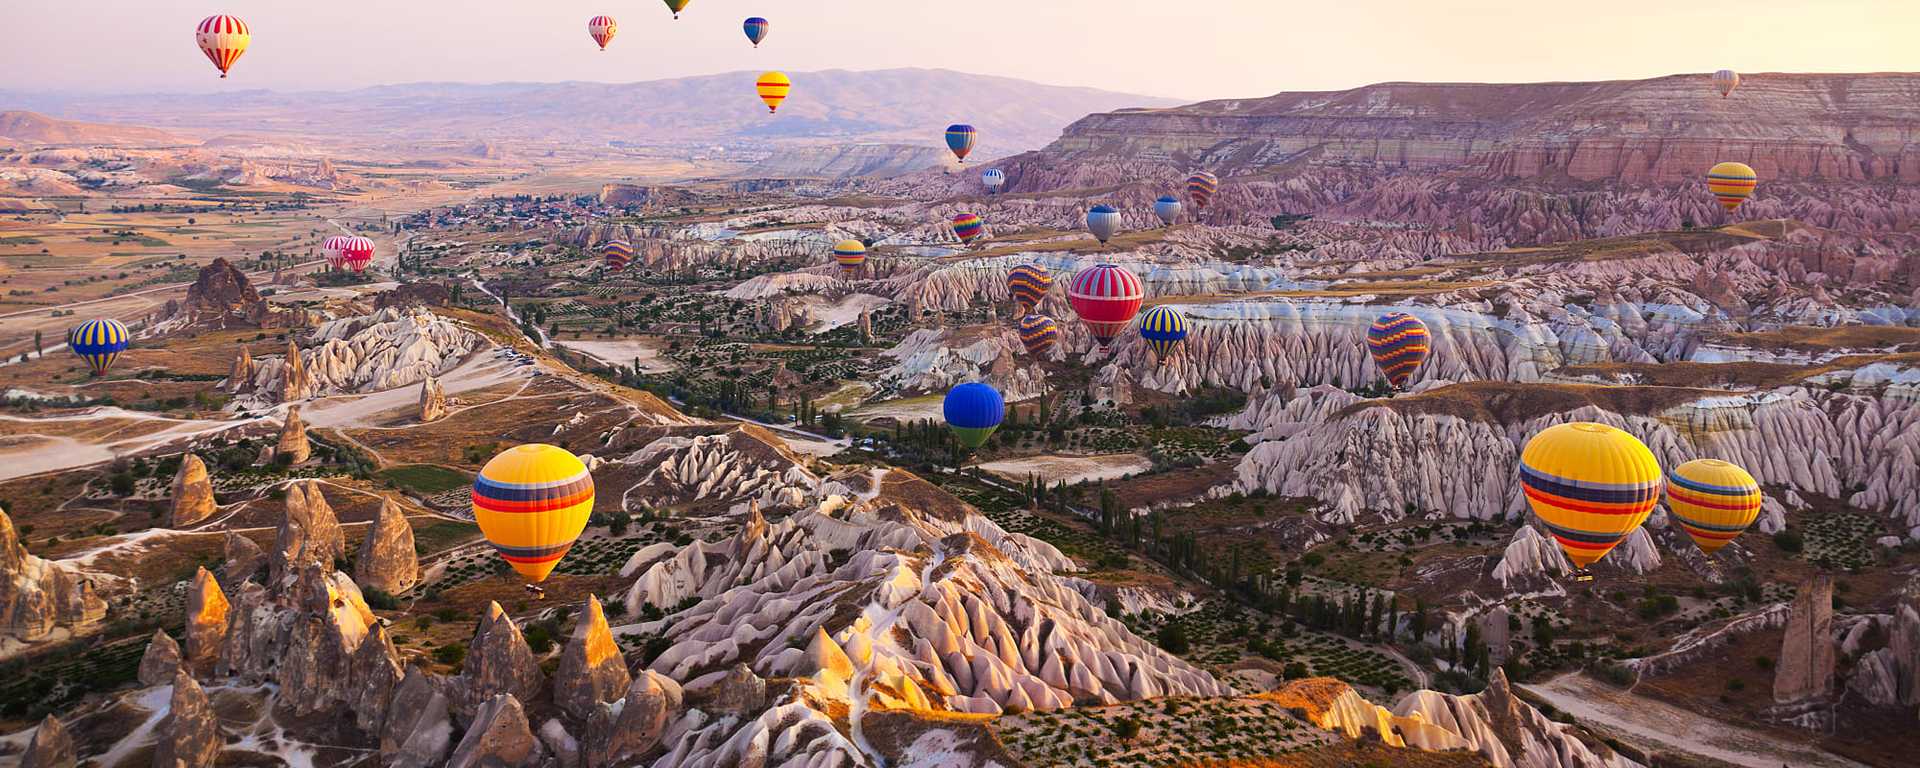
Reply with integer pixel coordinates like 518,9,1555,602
195,15,250,79
339,236,375,273
321,235,351,270
1067,264,1143,349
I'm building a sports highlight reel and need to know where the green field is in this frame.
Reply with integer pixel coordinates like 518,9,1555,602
411,518,481,555
379,464,472,495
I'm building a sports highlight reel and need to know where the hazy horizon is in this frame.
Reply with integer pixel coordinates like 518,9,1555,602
5,1,1917,101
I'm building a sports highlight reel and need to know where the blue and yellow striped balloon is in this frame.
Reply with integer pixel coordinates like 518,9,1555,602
945,124,977,163
1366,312,1430,389
1016,314,1059,356
68,318,130,376
472,444,595,583
1665,459,1762,554
1519,423,1663,569
1138,305,1188,358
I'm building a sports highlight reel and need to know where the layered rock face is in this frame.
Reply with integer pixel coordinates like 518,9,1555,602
239,307,483,407
1395,669,1641,768
880,325,1051,401
419,375,447,422
743,142,949,179
169,454,217,527
1774,575,1837,703
0,507,107,642
354,498,420,594
271,481,345,584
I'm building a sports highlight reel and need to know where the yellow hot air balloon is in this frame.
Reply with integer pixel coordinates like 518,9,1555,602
1665,459,1762,555
1519,422,1663,571
472,444,595,583
1706,161,1757,213
756,71,791,113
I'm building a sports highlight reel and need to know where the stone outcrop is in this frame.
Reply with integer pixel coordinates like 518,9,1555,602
271,481,345,584
270,405,311,464
351,623,406,733
153,671,220,768
1774,574,1836,703
355,498,420,594
419,375,447,422
177,257,282,328
238,307,483,408
448,694,542,768
0,507,106,641
374,281,451,310
227,347,255,393
455,602,544,718
382,666,455,768
220,531,265,587
583,670,682,768
1846,600,1920,710
687,663,768,715
20,714,76,768
169,454,216,528
183,566,228,675
552,595,629,720
280,338,312,402
138,629,182,686
1395,668,1632,768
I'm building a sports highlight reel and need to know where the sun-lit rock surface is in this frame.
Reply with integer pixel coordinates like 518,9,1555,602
242,307,484,406
168,454,216,528
0,508,106,643
354,498,420,594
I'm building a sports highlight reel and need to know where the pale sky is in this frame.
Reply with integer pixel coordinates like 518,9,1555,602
4,1,1916,100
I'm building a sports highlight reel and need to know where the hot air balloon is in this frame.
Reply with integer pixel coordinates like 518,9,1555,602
1186,171,1218,209
743,17,769,47
1712,69,1740,98
663,0,691,19
1007,264,1051,313
945,124,977,163
321,235,351,271
587,16,618,50
943,382,1004,449
1519,422,1662,571
339,236,375,273
1138,305,1188,358
1068,263,1143,349
952,213,985,246
68,318,129,376
1016,314,1059,356
1086,205,1121,245
982,169,1005,194
601,239,634,270
833,239,867,276
1665,459,1762,555
1706,161,1757,213
472,444,595,584
196,15,250,79
757,71,791,113
1153,195,1182,226
1366,312,1430,389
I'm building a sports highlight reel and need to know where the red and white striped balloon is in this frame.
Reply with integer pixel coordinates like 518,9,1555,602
587,16,618,51
321,235,351,270
1067,263,1144,349
339,236,375,273
195,15,250,79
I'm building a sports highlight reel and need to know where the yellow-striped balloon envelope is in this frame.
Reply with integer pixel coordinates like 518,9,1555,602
1706,161,1757,212
1519,422,1662,569
472,444,595,583
757,71,791,113
1665,459,1762,554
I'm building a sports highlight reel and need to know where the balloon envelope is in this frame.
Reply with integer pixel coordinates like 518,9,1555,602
69,318,130,375
1186,172,1218,208
1138,305,1188,358
1665,459,1762,554
196,15,250,78
1707,161,1757,212
1067,263,1143,348
1366,312,1430,389
588,16,617,50
1016,314,1059,356
952,213,985,245
943,382,1005,449
601,239,634,270
945,124,977,162
1153,195,1182,226
663,0,691,18
339,236,375,273
1007,264,1051,312
982,169,1005,193
321,235,351,270
1519,423,1662,569
1712,69,1739,98
1086,205,1121,244
472,444,596,583
833,239,867,272
743,17,769,46
757,71,791,113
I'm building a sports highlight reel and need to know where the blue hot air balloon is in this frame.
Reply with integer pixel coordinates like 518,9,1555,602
943,382,1004,449
743,17,770,47
1153,195,1182,226
945,124,977,163
1138,305,1189,359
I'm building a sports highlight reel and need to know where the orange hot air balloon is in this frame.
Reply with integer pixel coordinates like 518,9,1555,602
757,71,791,113
196,15,251,79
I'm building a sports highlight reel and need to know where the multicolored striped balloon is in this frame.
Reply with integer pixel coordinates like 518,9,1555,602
338,236,375,273
1706,161,1757,213
601,239,634,270
472,444,595,583
1366,312,1430,389
951,213,985,246
982,168,1005,194
1186,171,1219,208
1712,69,1739,98
68,318,130,376
1016,314,1059,356
1086,205,1121,244
1007,264,1051,312
757,71,791,113
1665,459,1762,555
945,124,977,163
833,239,867,274
195,15,250,79
663,0,691,19
588,16,618,50
1153,195,1182,226
943,382,1004,449
1520,423,1663,570
743,17,770,47
1068,263,1143,349
1138,305,1188,358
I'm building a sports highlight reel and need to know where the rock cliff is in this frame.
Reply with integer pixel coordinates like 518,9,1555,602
0,507,106,642
354,498,420,594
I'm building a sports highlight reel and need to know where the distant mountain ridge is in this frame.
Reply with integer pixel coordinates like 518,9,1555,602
0,110,185,147
3,69,1182,158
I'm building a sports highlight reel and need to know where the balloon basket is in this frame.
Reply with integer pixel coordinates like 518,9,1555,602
1570,569,1595,583
523,584,547,599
